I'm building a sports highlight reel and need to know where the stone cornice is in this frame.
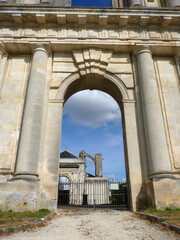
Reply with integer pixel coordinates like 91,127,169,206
1,40,180,56
0,7,180,27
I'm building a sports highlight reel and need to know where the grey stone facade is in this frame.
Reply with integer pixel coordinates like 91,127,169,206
0,0,179,211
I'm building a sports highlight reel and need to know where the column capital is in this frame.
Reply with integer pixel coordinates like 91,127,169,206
133,45,152,57
30,43,51,56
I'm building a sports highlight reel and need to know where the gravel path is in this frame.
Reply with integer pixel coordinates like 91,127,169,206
1,209,179,240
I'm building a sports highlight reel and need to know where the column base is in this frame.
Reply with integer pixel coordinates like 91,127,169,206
149,171,173,179
152,177,180,209
9,173,39,182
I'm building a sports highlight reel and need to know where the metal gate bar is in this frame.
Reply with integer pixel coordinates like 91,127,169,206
58,181,129,209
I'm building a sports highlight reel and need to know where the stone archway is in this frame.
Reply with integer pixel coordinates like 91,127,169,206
43,63,144,211
0,46,179,212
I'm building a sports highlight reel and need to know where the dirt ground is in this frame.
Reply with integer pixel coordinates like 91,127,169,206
1,209,179,240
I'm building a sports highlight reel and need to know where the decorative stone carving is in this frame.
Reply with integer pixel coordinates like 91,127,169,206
73,49,113,76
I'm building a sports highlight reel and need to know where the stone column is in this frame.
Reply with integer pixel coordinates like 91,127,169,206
134,46,171,176
14,44,49,180
130,0,143,6
167,0,180,7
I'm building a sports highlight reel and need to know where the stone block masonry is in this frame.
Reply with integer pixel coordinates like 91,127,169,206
0,2,179,211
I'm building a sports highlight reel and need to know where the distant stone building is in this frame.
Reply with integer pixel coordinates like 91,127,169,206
58,151,109,205
59,151,86,184
0,0,179,211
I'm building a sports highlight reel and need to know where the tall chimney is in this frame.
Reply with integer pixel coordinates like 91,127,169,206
95,153,102,177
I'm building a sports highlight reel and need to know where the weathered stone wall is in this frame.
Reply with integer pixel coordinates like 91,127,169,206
0,55,30,173
155,58,180,170
0,4,179,211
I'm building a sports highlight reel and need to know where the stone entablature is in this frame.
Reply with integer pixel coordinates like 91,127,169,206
0,0,180,8
0,8,180,56
0,7,180,26
0,0,71,6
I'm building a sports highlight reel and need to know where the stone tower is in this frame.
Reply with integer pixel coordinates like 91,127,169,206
0,0,179,211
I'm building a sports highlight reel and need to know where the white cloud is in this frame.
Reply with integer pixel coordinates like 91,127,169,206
105,134,123,148
63,90,121,128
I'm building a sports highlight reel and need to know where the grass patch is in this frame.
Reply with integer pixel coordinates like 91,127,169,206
0,209,51,235
142,208,180,228
144,207,180,217
0,209,50,219
165,218,180,227
7,227,15,233
0,220,10,225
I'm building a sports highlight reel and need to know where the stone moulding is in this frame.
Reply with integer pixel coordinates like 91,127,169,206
0,7,180,27
55,71,129,101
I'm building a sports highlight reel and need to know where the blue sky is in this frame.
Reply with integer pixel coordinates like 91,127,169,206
72,0,112,7
61,90,126,181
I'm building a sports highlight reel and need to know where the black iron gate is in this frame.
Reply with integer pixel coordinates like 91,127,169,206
58,180,129,209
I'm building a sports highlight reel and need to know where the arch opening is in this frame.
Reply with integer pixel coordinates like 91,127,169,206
58,73,130,209
58,73,128,109
58,176,71,205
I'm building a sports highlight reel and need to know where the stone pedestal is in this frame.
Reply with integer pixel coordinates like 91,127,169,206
14,44,49,180
152,177,180,208
135,46,171,176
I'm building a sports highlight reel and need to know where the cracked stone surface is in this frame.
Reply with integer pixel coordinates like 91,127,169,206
2,209,179,240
